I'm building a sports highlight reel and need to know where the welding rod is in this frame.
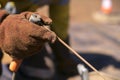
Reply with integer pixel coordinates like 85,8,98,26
57,36,105,80
29,14,105,80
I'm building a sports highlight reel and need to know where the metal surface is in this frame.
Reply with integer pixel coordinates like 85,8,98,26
77,64,89,80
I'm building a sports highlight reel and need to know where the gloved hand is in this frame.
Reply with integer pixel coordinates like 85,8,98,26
0,11,56,72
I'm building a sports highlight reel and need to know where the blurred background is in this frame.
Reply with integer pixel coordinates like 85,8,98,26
2,0,120,78
69,0,120,78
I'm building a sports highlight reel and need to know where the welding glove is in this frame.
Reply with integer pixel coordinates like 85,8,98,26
0,11,56,72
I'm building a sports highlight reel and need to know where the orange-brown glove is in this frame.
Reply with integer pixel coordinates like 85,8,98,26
0,11,56,72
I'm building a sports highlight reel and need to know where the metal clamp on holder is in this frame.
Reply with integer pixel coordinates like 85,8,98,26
77,64,89,80
4,1,16,14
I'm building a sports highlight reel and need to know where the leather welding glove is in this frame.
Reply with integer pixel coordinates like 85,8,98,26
0,11,56,71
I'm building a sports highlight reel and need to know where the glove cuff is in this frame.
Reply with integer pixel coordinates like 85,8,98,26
0,10,9,24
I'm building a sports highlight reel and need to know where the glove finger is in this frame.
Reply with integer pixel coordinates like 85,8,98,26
36,13,52,25
19,11,33,20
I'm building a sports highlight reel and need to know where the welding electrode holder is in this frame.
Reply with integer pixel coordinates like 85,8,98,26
29,13,47,26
